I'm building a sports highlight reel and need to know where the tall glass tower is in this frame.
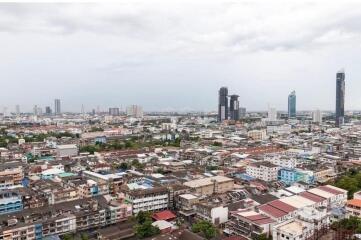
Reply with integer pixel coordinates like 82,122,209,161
218,87,228,122
288,91,296,118
229,95,240,121
336,69,345,127
54,99,61,115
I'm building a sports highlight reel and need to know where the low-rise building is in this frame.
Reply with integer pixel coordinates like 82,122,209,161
246,161,279,182
183,176,234,195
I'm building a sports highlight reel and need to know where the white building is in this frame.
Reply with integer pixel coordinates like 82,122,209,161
246,161,279,181
265,155,297,168
126,105,143,118
125,186,169,214
56,144,78,157
313,110,322,123
268,106,277,121
267,125,292,135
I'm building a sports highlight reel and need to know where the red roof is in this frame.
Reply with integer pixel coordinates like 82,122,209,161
258,204,288,218
300,191,326,203
268,200,297,212
318,186,344,195
152,210,176,221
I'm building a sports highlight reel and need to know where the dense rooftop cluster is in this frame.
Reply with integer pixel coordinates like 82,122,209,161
0,110,361,240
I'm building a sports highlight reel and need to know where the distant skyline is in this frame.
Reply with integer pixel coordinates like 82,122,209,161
1,1,361,112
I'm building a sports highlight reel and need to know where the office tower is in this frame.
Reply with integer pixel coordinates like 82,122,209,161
45,106,52,115
109,107,120,116
81,104,85,116
92,109,96,115
37,107,43,116
218,87,228,122
2,107,8,117
288,90,296,118
126,105,143,118
335,69,345,127
268,106,277,121
229,95,240,121
239,107,246,118
15,105,20,115
33,105,38,116
313,109,322,123
54,99,61,115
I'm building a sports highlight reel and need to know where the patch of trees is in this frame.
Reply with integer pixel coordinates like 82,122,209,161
191,220,218,239
134,211,160,239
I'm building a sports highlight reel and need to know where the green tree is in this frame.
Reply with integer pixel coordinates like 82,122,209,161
134,211,160,239
192,220,218,239
80,233,89,240
62,234,73,240
118,162,129,170
135,211,152,224
252,233,271,240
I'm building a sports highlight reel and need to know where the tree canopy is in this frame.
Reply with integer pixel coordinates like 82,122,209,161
192,220,218,239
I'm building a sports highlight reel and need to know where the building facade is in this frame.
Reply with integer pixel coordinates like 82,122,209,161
218,87,228,122
54,99,61,115
288,91,296,118
335,69,345,127
229,95,240,121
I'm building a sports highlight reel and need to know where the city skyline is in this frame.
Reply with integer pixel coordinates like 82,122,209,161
2,2,361,111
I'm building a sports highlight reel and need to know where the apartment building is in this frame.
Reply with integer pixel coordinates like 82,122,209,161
194,201,229,225
225,210,275,239
183,176,234,195
0,196,131,239
0,163,24,186
265,155,297,169
0,191,23,215
124,186,169,214
346,199,361,217
246,161,279,182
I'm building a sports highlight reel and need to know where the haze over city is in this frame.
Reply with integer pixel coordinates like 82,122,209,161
1,1,361,112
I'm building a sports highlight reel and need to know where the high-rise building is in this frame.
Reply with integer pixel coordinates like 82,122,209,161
229,95,240,121
15,105,20,116
288,90,296,118
54,99,61,115
268,106,277,121
45,106,52,115
218,87,228,122
126,105,143,118
335,69,345,127
239,107,246,118
109,107,120,116
313,109,322,123
33,105,38,116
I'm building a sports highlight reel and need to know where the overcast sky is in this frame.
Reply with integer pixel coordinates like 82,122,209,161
1,1,361,112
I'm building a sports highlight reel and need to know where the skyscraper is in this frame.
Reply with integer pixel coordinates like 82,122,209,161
15,105,20,116
313,109,322,123
288,90,296,118
126,105,143,118
335,69,345,127
109,107,120,116
54,99,61,115
229,95,240,121
218,87,228,122
45,106,52,115
268,105,277,121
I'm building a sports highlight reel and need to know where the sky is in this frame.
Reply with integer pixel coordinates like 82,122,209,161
1,0,361,112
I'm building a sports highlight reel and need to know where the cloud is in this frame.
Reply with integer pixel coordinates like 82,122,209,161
1,1,361,53
1,1,361,111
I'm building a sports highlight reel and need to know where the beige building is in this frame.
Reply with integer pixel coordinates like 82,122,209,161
314,167,336,183
183,176,234,195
